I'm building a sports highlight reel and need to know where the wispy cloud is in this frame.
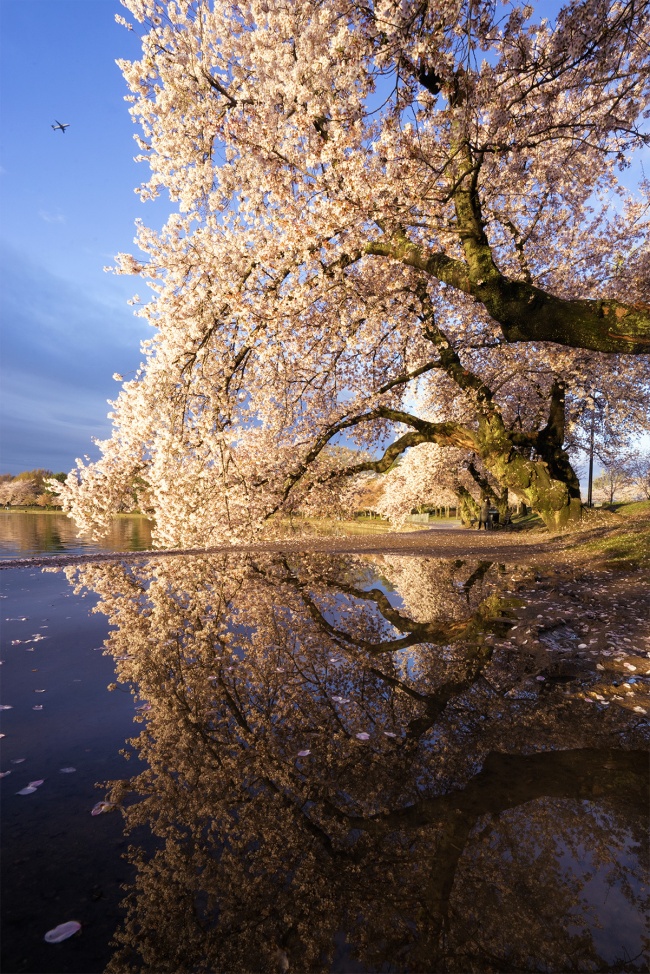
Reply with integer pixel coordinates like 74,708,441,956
38,209,65,224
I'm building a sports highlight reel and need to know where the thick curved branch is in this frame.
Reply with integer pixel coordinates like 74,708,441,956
365,235,650,354
277,407,477,506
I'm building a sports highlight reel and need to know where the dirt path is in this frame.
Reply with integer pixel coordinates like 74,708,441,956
0,526,570,570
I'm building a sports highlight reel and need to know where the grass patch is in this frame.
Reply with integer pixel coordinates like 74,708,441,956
606,499,650,518
581,524,650,570
509,512,546,532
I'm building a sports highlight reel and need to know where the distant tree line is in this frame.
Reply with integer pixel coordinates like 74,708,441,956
591,454,650,506
0,470,66,509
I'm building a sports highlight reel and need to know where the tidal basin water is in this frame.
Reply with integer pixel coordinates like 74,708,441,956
1,542,648,972
0,511,153,561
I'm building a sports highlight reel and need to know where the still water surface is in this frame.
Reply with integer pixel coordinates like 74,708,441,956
0,511,459,563
0,511,153,560
1,542,648,973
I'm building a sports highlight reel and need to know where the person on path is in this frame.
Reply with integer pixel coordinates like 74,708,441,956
478,498,490,530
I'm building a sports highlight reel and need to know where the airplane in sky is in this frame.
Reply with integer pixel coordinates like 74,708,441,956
51,120,70,133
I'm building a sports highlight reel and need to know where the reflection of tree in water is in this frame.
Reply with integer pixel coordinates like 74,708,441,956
66,554,649,974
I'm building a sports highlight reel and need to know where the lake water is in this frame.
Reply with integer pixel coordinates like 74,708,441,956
0,511,153,561
0,512,460,564
1,522,649,973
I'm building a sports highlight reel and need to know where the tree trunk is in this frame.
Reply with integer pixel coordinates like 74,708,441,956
455,485,479,526
476,381,582,531
483,447,582,531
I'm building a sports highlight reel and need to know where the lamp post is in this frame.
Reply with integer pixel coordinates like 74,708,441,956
586,397,603,508
587,406,596,507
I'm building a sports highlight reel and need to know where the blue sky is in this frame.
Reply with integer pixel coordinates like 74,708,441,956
0,0,157,474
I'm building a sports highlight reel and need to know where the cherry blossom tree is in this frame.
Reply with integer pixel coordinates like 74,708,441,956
629,452,650,500
592,455,635,504
57,0,650,543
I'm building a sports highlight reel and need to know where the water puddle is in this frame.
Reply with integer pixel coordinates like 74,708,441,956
1,552,648,972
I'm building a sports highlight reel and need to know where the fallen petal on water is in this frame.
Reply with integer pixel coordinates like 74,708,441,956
44,921,81,943
135,702,152,711
383,731,397,737
356,732,370,741
297,749,311,757
59,767,76,773
28,779,44,787
274,948,289,972
11,758,25,764
91,801,116,816
0,770,12,777
17,786,38,795
32,705,43,711
0,705,13,710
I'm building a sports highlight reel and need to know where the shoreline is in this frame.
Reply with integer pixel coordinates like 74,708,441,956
0,527,573,570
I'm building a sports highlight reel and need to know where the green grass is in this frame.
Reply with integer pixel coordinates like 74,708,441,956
606,499,650,518
509,511,546,531
582,530,650,569
580,502,650,569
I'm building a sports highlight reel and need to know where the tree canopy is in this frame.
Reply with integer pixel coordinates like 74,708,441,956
59,0,650,543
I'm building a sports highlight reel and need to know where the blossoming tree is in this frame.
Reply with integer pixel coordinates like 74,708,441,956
58,0,650,543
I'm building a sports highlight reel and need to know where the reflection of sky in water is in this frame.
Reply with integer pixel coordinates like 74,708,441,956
1,551,648,974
